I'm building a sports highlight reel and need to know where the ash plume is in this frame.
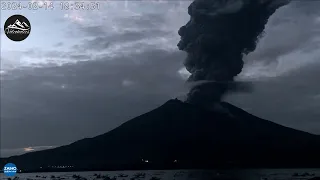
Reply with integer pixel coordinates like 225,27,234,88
177,0,291,108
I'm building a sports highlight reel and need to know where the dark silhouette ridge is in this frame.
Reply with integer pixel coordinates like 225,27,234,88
1,99,320,172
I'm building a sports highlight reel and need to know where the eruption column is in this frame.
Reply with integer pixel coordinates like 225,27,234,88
178,0,291,108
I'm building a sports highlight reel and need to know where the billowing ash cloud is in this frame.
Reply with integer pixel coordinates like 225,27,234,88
178,0,291,107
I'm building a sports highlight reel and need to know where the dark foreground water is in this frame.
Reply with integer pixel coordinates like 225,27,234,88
1,169,320,180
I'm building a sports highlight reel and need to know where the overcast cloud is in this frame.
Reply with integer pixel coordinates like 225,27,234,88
1,1,320,157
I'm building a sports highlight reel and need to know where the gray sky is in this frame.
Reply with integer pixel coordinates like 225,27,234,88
1,0,320,157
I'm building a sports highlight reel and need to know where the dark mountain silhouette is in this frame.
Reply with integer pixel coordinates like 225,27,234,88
1,99,320,172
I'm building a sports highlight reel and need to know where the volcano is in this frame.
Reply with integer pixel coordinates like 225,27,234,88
1,99,320,172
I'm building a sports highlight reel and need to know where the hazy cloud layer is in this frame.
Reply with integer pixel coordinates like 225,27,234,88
240,1,320,79
1,50,187,157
